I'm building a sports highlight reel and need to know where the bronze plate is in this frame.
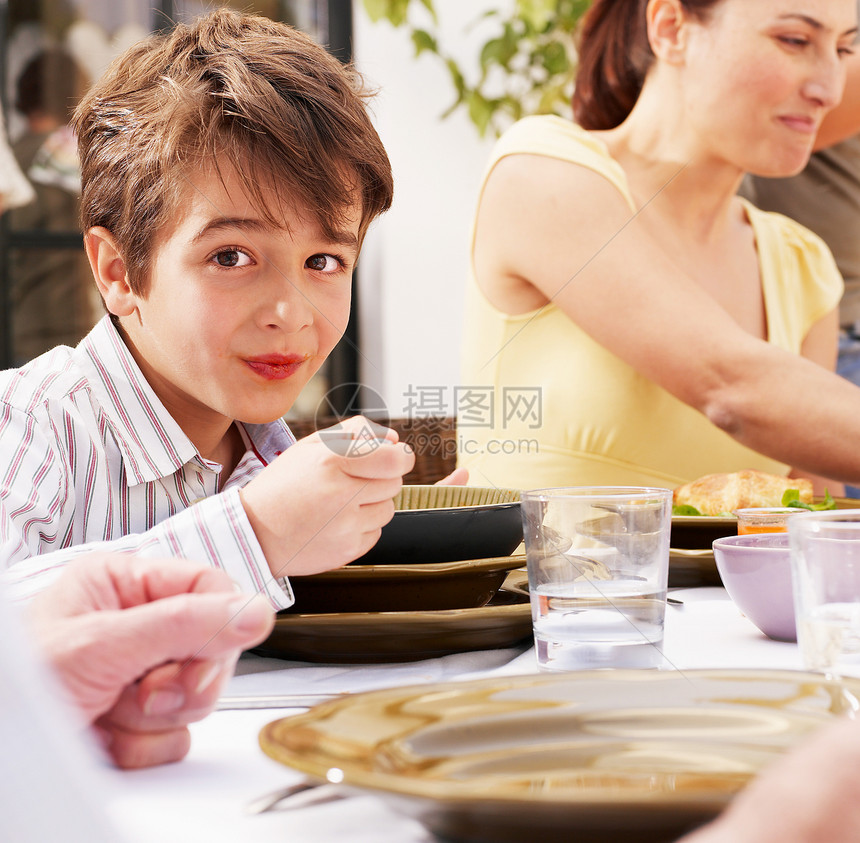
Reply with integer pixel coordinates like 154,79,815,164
261,669,860,842
285,554,526,614
255,588,532,663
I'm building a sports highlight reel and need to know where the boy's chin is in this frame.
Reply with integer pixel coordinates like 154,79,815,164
230,377,316,425
235,408,294,425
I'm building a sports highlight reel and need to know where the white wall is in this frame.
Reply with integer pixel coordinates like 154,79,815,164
352,2,506,418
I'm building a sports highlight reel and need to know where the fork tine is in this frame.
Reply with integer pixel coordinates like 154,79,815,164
245,782,347,814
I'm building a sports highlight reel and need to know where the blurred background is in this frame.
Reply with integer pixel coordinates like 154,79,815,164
0,0,556,420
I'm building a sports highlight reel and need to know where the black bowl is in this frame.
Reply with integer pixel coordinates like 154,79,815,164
352,485,523,565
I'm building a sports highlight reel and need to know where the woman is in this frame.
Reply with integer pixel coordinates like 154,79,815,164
458,0,858,494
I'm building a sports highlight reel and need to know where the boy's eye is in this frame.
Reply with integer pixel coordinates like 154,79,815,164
212,248,252,268
306,253,342,272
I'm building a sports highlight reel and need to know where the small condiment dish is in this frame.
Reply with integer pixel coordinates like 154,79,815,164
712,533,795,642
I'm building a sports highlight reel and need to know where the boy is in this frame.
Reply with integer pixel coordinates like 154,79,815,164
0,9,414,606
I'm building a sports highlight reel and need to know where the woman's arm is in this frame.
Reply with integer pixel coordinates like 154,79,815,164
787,307,845,496
473,153,860,483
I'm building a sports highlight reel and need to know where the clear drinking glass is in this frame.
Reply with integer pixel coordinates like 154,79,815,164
520,487,672,671
735,507,804,536
789,509,860,678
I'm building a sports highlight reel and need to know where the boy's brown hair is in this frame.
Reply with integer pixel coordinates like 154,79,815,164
72,9,393,295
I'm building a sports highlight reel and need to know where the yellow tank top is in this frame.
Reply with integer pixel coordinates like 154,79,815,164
458,116,843,491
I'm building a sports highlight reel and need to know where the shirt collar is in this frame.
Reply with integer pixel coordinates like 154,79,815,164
242,420,296,463
74,317,201,485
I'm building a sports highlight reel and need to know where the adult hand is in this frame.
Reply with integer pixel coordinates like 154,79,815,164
27,553,274,769
240,415,415,578
435,467,469,485
679,716,860,843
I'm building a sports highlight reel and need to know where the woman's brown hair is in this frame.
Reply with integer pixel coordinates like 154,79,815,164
72,9,393,294
573,0,722,130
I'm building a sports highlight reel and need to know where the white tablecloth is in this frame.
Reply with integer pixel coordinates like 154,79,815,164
104,588,804,843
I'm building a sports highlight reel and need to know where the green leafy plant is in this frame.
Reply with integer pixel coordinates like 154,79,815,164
362,0,592,137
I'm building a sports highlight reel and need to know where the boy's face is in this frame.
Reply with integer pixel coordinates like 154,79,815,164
116,163,360,443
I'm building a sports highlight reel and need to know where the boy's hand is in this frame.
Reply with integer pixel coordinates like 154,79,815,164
239,416,415,578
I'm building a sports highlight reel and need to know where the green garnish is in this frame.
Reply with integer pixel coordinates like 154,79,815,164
673,490,835,518
781,488,836,511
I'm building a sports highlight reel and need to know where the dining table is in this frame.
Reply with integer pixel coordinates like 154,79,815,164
98,584,811,843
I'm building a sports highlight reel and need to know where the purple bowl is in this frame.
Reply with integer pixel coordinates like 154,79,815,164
711,533,796,642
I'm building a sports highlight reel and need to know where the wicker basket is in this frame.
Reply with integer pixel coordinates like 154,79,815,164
285,415,458,485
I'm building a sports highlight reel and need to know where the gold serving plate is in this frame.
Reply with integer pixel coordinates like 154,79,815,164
261,669,860,842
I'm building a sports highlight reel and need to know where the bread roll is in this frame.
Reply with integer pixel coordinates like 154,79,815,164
673,470,813,516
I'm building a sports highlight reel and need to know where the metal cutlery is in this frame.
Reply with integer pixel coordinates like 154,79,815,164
217,692,345,710
245,781,348,814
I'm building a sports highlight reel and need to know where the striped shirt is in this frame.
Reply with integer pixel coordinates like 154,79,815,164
0,316,296,608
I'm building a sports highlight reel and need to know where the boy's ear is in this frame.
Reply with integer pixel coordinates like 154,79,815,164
646,0,689,65
84,227,138,316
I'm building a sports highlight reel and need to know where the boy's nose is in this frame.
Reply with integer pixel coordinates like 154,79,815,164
264,280,315,333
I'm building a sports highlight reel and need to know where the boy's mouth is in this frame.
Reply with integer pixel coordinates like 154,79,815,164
244,354,307,381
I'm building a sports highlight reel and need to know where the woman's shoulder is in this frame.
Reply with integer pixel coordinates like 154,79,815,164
489,116,634,207
495,115,611,162
742,199,843,322
743,199,841,275
499,114,592,143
